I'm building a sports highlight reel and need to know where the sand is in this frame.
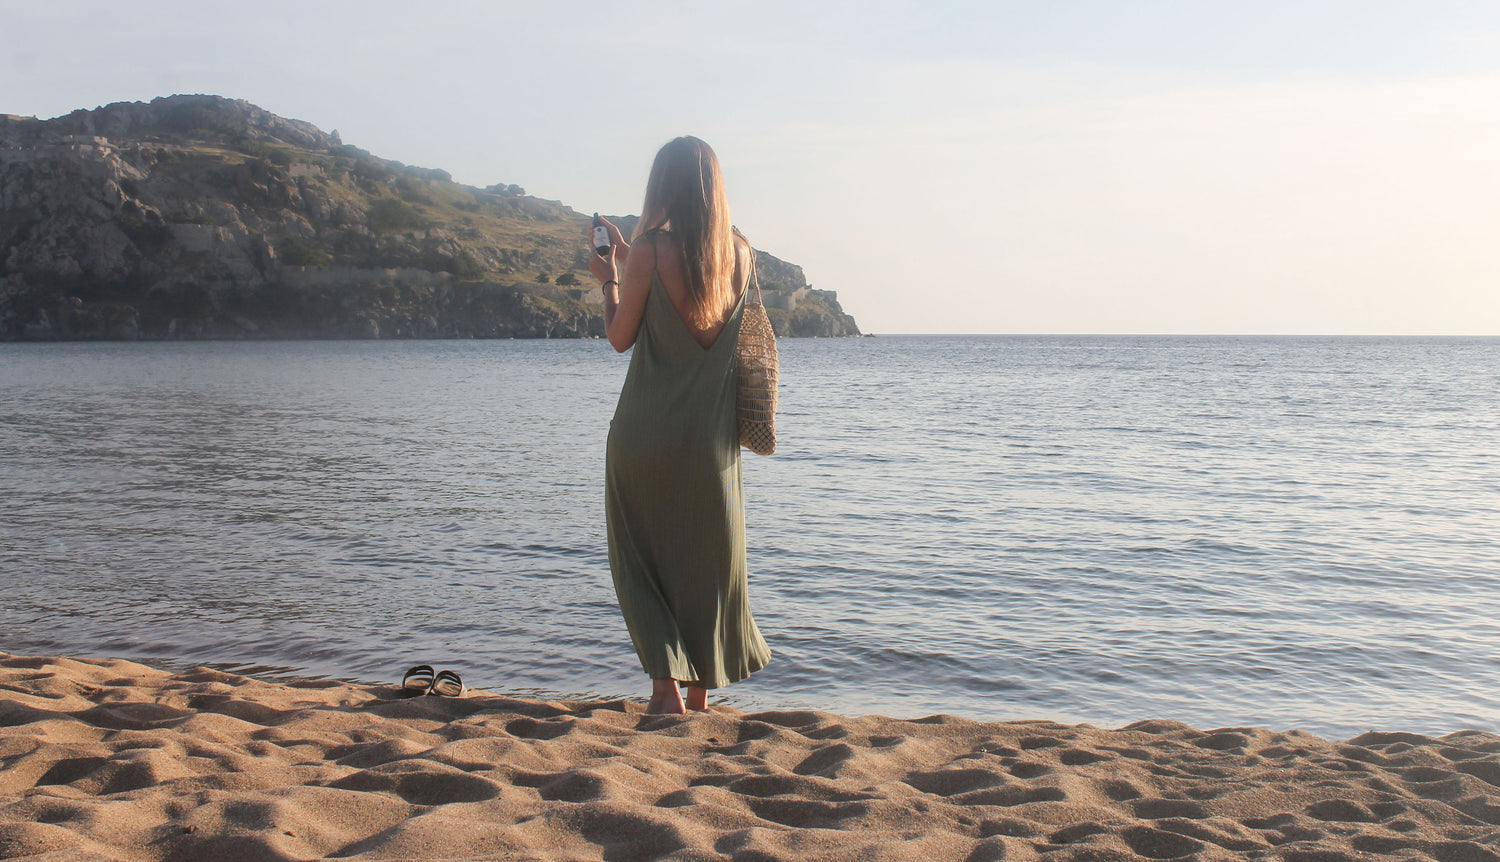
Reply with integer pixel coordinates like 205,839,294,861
1,653,1497,861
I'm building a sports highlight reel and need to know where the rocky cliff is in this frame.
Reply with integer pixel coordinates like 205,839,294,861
0,95,860,340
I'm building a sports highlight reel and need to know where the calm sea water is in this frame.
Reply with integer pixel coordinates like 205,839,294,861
2,336,1497,739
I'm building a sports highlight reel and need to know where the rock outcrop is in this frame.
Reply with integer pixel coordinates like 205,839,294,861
0,95,859,340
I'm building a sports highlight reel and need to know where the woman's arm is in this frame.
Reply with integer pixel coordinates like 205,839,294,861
599,234,655,352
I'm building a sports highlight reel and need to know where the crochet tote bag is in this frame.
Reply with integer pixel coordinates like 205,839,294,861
736,268,778,456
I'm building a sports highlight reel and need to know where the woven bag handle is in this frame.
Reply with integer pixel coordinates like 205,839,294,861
746,248,763,306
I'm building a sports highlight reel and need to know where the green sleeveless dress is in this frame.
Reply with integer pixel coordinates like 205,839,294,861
604,263,772,689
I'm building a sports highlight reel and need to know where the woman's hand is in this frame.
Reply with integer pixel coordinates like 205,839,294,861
585,215,631,273
589,243,618,285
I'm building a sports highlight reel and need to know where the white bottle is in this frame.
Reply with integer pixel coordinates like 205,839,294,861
592,213,610,257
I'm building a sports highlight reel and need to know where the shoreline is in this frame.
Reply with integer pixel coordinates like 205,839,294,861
3,653,1498,860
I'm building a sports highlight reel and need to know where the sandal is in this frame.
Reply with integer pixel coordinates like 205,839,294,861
401,664,436,697
429,669,466,698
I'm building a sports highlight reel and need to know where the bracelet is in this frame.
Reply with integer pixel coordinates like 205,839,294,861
602,280,618,289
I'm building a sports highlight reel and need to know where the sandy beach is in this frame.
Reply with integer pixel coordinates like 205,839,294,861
1,653,1497,861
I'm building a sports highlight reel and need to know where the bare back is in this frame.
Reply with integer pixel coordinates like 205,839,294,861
648,233,752,350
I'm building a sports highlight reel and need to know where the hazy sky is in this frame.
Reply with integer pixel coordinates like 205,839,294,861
6,1,1499,334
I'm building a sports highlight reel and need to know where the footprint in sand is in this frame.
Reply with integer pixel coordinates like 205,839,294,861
1305,799,1377,823
1122,825,1207,859
330,764,503,805
1130,798,1209,820
537,770,608,803
902,767,1008,796
792,743,857,777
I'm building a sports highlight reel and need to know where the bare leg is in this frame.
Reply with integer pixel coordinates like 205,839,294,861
685,685,708,712
646,678,686,715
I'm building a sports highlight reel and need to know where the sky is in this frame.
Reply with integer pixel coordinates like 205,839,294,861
6,1,1499,334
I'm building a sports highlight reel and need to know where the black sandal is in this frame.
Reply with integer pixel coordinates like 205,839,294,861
429,669,466,698
401,664,436,697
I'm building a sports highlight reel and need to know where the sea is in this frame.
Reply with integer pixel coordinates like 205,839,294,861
2,336,1497,740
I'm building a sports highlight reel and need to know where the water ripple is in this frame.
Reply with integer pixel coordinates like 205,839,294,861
1,337,1498,738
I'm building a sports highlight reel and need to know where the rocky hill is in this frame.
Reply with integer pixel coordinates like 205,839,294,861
0,95,860,340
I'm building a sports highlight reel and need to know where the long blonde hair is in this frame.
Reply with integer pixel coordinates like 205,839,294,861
633,137,737,328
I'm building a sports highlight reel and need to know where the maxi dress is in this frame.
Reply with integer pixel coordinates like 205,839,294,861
605,261,772,689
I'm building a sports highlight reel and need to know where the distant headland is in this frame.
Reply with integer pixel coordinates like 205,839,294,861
0,95,860,341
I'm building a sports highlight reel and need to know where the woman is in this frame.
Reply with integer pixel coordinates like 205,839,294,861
589,137,771,715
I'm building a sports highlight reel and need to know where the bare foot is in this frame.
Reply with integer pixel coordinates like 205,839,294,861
685,685,708,712
646,679,686,715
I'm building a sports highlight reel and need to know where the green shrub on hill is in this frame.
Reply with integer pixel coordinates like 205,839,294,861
367,198,428,232
277,236,332,267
